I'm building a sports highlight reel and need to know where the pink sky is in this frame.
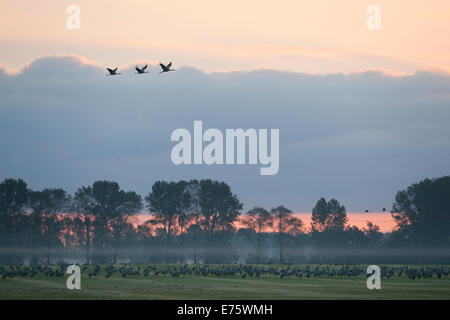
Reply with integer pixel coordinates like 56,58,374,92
131,212,396,233
1,1,449,73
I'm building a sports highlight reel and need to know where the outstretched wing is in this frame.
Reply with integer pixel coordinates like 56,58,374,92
167,62,172,69
135,66,141,73
106,68,114,74
142,64,148,71
113,68,117,72
160,63,168,71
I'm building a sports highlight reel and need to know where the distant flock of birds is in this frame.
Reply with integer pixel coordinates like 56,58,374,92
106,62,175,76
364,208,388,213
1,263,448,281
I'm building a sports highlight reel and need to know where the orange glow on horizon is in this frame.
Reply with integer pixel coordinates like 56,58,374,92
130,212,396,234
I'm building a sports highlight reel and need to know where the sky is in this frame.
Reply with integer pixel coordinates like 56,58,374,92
132,213,397,233
0,1,450,214
1,55,449,213
0,1,449,74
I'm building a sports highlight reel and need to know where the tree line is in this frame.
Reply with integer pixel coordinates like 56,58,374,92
0,176,449,265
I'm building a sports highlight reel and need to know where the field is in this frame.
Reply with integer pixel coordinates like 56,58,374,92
0,264,449,300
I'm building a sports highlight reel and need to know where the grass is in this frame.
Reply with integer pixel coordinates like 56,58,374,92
0,264,449,300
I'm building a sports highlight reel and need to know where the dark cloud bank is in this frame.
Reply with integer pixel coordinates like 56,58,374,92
1,55,450,211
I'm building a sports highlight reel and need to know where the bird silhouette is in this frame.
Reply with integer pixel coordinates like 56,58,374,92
159,62,175,73
106,68,121,76
135,65,149,74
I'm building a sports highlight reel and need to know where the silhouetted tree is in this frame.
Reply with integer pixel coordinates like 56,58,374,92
310,198,348,254
186,180,202,263
392,175,450,245
145,181,190,262
29,188,70,264
6,176,450,265
136,220,154,240
199,179,242,234
362,221,383,246
344,225,366,247
28,190,46,265
198,179,242,262
110,190,142,263
242,207,273,263
76,181,138,263
311,198,348,232
271,205,303,264
0,178,28,262
73,186,98,264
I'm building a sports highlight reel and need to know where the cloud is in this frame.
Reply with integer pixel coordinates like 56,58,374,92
1,55,450,211
14,54,100,77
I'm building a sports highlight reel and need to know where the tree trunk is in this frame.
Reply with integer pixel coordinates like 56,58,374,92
47,238,51,265
179,232,184,263
86,217,90,264
165,229,169,263
256,234,261,264
279,216,283,264
113,244,117,264
31,237,36,265
279,232,283,264
2,210,10,263
193,232,198,263
31,212,39,265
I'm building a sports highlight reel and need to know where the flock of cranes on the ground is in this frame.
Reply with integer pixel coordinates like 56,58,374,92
1,263,448,281
106,62,175,76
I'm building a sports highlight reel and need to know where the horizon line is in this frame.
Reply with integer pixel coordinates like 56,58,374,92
2,53,450,78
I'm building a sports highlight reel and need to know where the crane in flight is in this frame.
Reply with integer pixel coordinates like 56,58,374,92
135,64,149,74
106,68,121,76
159,62,175,73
